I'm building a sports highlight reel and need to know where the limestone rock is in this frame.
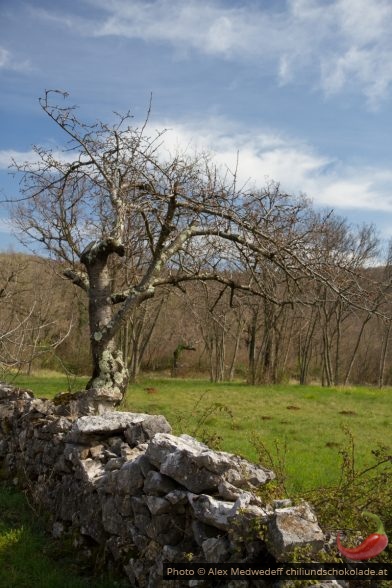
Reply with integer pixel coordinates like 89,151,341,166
309,583,348,588
143,470,179,496
124,414,172,447
65,412,170,444
29,398,54,416
189,494,236,531
113,493,133,517
146,513,186,545
76,458,105,481
102,495,126,535
218,480,245,501
267,502,325,560
138,454,156,477
77,490,106,543
128,522,150,550
115,456,145,495
131,495,150,518
37,416,72,438
104,457,124,471
273,498,292,508
202,536,231,562
161,544,186,562
90,443,105,459
0,383,33,401
53,387,123,415
65,412,149,441
64,443,90,463
165,489,189,505
192,520,220,546
145,495,171,515
146,433,274,493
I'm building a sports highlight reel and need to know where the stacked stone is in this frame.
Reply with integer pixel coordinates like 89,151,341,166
0,383,342,588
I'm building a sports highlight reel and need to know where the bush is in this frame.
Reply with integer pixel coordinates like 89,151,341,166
253,427,391,568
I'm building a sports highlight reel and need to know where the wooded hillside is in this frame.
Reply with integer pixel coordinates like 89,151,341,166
2,251,392,387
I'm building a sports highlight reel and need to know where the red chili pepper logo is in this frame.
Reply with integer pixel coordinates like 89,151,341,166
337,511,388,561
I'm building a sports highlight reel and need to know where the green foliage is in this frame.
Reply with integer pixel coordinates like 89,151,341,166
250,433,289,499
252,427,391,566
302,427,391,565
228,507,268,561
173,390,234,449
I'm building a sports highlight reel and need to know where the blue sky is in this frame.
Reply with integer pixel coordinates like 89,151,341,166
1,0,392,251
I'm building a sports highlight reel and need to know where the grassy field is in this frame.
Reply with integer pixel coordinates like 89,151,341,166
10,372,392,493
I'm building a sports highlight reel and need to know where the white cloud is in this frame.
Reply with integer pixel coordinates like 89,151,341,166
24,0,392,106
0,47,10,68
88,0,301,59
0,150,38,170
3,117,392,214
153,116,392,212
42,0,391,107
0,46,31,72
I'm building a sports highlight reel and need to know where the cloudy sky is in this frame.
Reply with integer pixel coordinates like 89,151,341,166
1,0,392,250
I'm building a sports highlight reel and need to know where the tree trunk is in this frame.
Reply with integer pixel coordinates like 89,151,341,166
216,331,226,382
84,252,128,395
128,340,140,383
228,320,243,381
378,321,391,388
247,309,258,385
343,313,371,385
298,310,317,385
262,329,273,383
333,300,342,386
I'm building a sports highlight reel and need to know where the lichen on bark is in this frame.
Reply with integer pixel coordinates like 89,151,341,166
90,348,128,395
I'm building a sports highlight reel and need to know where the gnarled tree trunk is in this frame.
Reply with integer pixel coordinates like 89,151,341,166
82,242,129,396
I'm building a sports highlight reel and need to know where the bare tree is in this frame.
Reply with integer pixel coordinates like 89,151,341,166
8,92,384,397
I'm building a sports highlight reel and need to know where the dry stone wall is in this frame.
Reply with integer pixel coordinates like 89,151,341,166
0,383,343,588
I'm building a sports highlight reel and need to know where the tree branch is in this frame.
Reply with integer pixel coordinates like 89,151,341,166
63,269,89,292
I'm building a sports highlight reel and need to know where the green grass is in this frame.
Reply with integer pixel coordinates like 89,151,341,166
10,373,392,494
120,378,392,493
8,370,87,396
0,484,124,588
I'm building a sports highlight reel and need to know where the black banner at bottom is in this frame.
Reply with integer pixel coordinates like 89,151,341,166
163,562,392,581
